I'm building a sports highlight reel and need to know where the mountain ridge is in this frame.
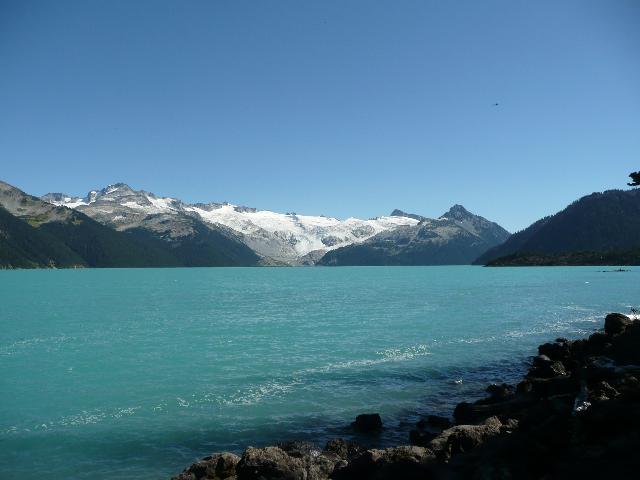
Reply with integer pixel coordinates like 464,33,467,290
43,182,503,265
475,189,640,265
0,180,261,268
1,179,513,267
318,206,511,266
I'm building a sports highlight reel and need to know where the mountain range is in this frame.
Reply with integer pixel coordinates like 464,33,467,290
3,179,639,269
0,181,259,268
0,180,510,268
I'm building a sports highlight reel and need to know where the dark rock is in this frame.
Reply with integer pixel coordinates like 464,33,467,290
532,354,552,367
454,397,533,425
577,396,640,444
516,379,533,395
172,452,240,480
608,322,640,364
617,375,640,399
324,439,362,461
236,446,337,480
236,446,304,480
539,339,572,361
351,413,383,433
417,415,452,431
529,375,579,397
585,356,619,384
604,313,633,336
589,380,620,402
428,416,503,460
411,415,452,446
453,402,474,425
528,355,567,378
486,383,515,401
586,331,611,355
409,428,437,446
333,446,436,480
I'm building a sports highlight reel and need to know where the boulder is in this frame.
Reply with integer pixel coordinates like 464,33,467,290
333,446,436,480
351,413,383,433
604,313,633,336
589,380,620,402
528,355,567,378
539,339,572,361
236,447,305,480
428,416,503,460
236,445,337,480
586,331,611,356
608,322,640,364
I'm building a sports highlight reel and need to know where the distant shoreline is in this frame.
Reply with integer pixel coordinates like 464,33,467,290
485,250,640,267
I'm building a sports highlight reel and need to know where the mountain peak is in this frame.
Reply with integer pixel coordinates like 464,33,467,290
390,209,426,221
442,204,472,219
100,183,133,194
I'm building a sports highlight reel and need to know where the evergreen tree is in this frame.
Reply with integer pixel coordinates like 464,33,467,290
629,171,640,187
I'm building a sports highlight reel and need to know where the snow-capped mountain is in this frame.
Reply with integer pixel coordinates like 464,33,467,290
319,205,511,265
42,183,420,264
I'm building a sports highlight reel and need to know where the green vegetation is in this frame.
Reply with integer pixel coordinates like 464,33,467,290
487,250,640,266
0,179,263,269
476,189,640,266
0,206,261,269
0,206,86,268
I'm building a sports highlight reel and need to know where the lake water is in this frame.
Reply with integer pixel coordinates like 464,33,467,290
1,266,637,479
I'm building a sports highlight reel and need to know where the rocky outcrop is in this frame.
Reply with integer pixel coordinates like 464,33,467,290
174,312,640,479
332,446,436,480
172,452,240,480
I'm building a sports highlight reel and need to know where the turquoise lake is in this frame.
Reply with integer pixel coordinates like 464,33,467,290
1,266,638,479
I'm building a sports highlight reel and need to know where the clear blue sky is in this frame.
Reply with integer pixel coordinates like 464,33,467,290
1,0,638,232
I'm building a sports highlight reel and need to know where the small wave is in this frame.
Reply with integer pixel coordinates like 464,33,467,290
57,406,141,426
179,344,433,409
2,406,142,434
218,379,304,406
454,336,497,344
300,344,432,375
0,335,75,356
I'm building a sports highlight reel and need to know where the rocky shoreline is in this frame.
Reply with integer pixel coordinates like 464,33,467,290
173,313,640,479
